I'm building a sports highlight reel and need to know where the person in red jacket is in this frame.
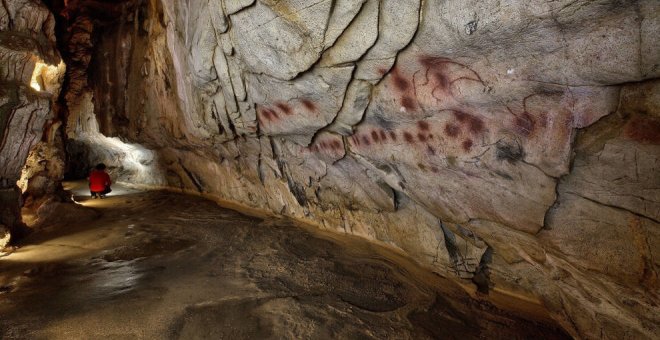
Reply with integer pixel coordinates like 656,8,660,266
89,163,112,199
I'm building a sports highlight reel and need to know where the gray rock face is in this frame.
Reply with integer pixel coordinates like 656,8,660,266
54,0,659,338
0,0,62,248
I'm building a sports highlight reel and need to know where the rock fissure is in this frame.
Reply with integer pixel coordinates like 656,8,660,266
565,190,660,225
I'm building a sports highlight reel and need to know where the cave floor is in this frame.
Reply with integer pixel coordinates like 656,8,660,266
0,182,570,339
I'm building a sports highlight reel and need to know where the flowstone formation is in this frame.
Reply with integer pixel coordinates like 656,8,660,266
11,0,659,338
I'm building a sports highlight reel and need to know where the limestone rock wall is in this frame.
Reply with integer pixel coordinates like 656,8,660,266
0,0,62,247
62,0,659,338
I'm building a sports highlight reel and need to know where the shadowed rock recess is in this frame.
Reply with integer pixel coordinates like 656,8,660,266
0,0,658,338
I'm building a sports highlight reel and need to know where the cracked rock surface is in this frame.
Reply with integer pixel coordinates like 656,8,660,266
4,0,658,338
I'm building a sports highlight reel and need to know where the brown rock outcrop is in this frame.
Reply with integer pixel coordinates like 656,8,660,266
0,0,63,248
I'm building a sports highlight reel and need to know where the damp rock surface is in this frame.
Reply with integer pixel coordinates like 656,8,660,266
0,182,569,339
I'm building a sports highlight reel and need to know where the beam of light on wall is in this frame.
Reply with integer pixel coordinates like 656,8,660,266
75,134,166,187
62,72,165,187
102,136,164,186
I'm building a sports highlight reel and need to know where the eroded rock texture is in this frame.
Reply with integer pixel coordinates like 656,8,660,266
0,0,63,247
54,0,658,338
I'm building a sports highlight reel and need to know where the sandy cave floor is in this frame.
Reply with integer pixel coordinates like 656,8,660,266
0,181,570,339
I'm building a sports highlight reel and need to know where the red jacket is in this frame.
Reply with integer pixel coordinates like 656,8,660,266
89,170,111,192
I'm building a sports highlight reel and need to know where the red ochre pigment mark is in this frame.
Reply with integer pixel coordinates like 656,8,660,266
419,56,452,70
371,130,381,143
431,166,439,173
403,132,415,143
419,56,485,85
418,56,485,102
257,107,268,119
625,116,660,144
467,116,484,134
428,134,434,140
432,72,451,92
393,73,410,92
417,121,430,131
362,135,371,146
378,67,389,76
514,112,536,137
462,139,474,152
259,107,278,122
452,111,485,135
275,102,293,115
379,130,388,141
417,133,428,142
445,123,460,137
453,111,468,122
401,96,417,111
507,94,548,137
311,138,343,154
389,66,418,112
301,99,317,112
257,109,268,123
389,131,397,141
350,135,360,146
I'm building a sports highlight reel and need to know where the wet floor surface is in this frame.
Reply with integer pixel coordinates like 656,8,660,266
0,182,571,339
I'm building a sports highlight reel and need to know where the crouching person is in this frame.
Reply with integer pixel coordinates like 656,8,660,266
89,163,112,199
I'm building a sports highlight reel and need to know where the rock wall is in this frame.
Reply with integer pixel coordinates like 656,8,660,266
0,0,63,247
60,0,659,338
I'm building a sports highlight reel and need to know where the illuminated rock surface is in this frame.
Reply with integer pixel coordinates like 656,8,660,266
0,0,658,338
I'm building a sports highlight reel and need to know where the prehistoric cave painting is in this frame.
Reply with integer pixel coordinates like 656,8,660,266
386,55,488,114
274,102,293,115
448,110,486,152
452,111,485,135
257,98,320,128
257,106,281,124
372,55,593,171
506,94,551,138
368,56,495,159
402,131,414,143
349,110,489,162
282,131,347,165
350,127,396,147
495,139,524,163
624,115,660,144
309,135,344,156
416,56,485,103
389,67,418,112
300,99,317,112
